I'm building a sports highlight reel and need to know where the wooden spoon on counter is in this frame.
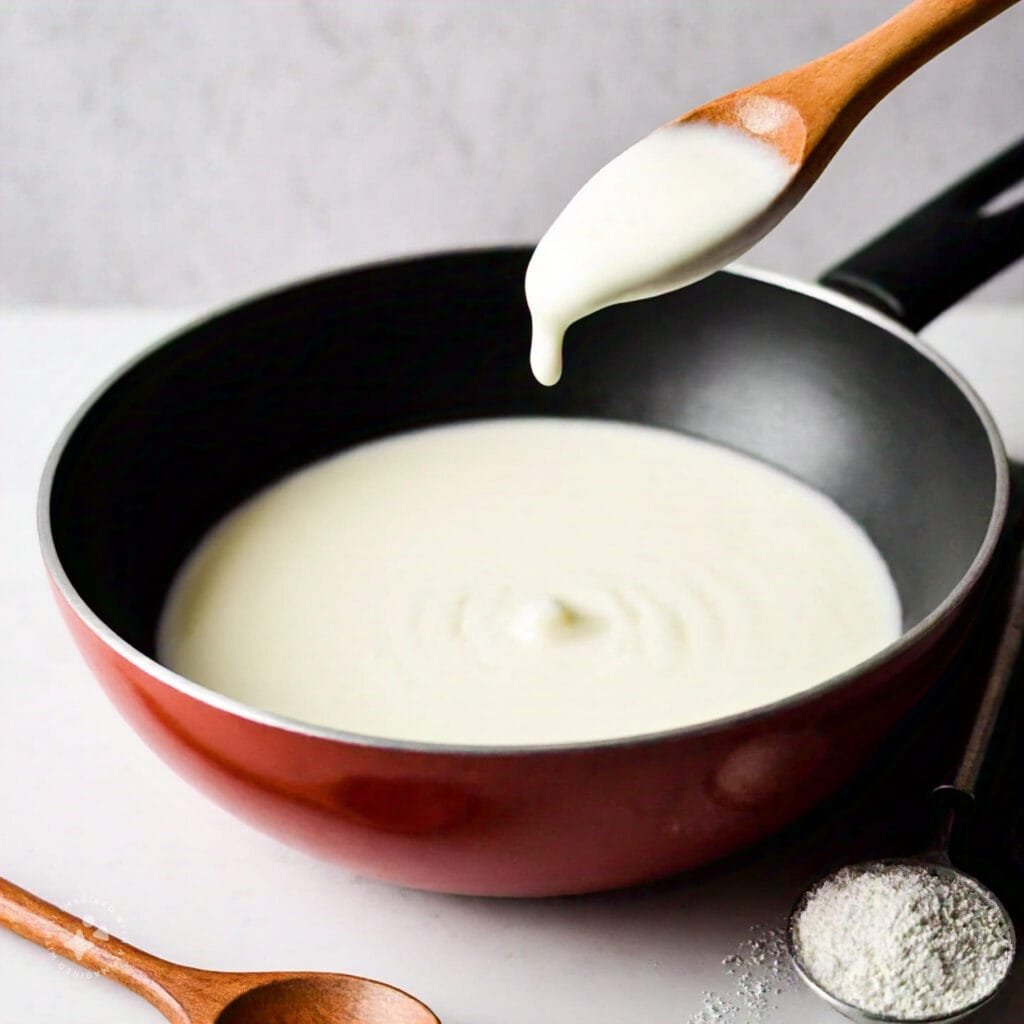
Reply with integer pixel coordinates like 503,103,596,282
0,876,439,1023
674,0,1020,237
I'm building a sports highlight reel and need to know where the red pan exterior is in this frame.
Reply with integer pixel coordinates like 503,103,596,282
53,579,984,897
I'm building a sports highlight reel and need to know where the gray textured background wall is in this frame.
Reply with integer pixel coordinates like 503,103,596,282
2,0,1022,307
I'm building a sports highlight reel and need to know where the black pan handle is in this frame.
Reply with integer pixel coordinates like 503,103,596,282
820,139,1024,331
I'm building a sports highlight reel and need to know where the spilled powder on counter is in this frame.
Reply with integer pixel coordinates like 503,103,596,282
688,924,795,1023
791,863,1014,1020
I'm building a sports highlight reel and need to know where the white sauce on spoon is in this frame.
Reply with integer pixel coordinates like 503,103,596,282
526,123,794,385
159,419,900,746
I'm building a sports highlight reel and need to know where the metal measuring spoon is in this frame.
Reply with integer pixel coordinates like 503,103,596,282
787,546,1024,1023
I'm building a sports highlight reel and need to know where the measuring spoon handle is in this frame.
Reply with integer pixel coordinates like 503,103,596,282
934,543,1024,809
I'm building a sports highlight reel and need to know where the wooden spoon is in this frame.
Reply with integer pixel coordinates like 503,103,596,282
0,877,440,1023
526,0,1019,386
677,0,1020,218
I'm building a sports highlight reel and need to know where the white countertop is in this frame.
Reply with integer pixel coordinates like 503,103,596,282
1,302,1021,1023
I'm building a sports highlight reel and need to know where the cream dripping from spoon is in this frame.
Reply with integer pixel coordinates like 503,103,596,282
526,120,794,386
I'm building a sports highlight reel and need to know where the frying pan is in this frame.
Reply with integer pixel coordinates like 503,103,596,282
39,142,1024,896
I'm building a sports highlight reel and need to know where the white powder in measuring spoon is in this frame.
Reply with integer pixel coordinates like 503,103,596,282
791,863,1014,1019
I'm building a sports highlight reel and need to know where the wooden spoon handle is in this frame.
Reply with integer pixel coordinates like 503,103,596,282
0,876,189,1022
842,0,1018,93
777,0,1020,158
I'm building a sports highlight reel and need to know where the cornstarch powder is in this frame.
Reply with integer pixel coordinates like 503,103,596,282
791,863,1014,1019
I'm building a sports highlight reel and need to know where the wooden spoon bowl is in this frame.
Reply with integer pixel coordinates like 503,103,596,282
212,974,432,1024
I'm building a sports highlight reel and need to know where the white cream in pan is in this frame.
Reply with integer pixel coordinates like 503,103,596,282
158,418,901,745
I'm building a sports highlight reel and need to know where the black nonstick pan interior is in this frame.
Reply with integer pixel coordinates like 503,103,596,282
49,251,1002,659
